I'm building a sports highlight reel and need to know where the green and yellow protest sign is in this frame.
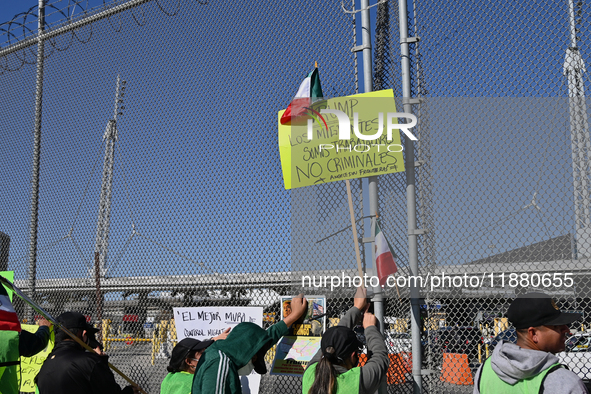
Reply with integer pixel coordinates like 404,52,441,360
19,324,54,392
278,89,409,189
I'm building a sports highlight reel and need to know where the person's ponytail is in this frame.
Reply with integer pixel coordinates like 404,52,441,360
308,347,340,394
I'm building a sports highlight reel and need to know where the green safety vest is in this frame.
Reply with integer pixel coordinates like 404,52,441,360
0,330,20,394
160,371,193,394
302,362,361,394
479,357,563,394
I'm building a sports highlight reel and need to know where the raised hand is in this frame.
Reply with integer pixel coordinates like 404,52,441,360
353,286,369,312
284,294,308,327
362,312,377,329
37,317,52,327
213,327,231,341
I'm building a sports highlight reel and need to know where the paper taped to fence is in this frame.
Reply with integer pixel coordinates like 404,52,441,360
270,336,321,376
173,306,263,341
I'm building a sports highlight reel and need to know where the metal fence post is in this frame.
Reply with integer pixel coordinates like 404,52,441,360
359,1,387,393
399,0,423,392
27,0,45,321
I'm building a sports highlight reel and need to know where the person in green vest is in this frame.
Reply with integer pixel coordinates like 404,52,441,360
160,329,230,394
473,292,588,394
192,294,309,394
302,287,389,394
0,281,51,394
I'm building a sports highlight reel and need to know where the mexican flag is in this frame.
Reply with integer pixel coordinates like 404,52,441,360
279,68,323,125
375,222,398,286
0,283,20,332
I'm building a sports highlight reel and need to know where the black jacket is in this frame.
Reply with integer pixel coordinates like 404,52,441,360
19,326,51,357
36,340,134,394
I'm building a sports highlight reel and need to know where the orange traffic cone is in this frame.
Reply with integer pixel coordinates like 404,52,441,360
440,353,473,385
358,354,368,366
387,353,408,384
359,353,410,384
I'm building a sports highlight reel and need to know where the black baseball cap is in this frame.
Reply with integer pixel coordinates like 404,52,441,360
167,338,214,372
507,292,582,329
321,326,363,363
56,312,99,334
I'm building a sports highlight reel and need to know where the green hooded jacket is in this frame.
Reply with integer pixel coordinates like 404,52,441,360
191,321,287,394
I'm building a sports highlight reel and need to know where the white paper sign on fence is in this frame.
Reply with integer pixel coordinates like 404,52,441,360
173,307,264,394
173,306,264,341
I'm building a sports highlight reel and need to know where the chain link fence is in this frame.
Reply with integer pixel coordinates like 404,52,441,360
377,0,591,392
2,0,591,393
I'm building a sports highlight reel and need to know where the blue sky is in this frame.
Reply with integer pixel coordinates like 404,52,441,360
2,1,37,22
1,0,360,282
1,0,588,290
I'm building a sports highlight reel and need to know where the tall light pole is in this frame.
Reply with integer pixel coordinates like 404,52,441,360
94,75,125,327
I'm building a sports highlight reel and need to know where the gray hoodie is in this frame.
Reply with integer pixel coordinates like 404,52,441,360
473,341,588,394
